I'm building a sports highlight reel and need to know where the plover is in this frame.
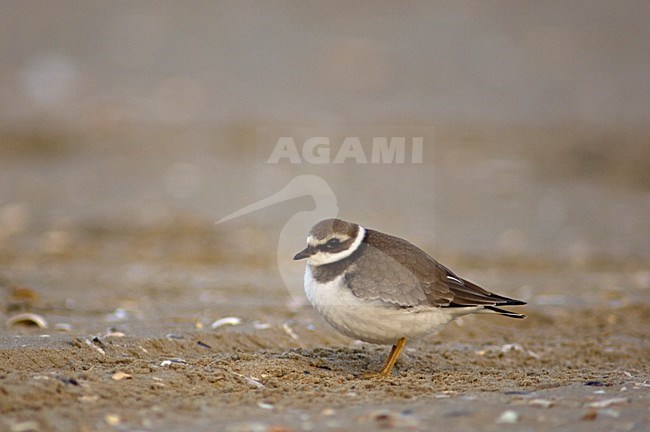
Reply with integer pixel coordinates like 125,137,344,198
294,218,526,376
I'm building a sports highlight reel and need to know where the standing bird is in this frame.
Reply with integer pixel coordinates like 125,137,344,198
294,218,526,377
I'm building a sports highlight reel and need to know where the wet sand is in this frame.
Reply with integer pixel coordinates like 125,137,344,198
1,223,648,432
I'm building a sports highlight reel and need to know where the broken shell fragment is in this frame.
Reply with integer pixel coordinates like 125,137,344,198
496,410,519,424
585,397,628,408
104,331,126,338
160,358,187,367
6,313,48,328
111,371,132,381
104,414,120,426
78,395,99,403
210,316,242,329
528,398,555,408
54,323,72,332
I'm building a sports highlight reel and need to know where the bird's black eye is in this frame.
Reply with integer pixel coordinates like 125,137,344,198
325,238,340,250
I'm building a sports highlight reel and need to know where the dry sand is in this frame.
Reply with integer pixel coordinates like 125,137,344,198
1,224,648,432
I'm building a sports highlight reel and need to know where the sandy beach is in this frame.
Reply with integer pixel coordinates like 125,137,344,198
1,218,648,431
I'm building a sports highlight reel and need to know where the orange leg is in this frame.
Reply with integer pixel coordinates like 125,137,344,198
378,337,407,376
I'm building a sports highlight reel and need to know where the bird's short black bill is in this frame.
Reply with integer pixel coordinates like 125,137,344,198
293,246,315,260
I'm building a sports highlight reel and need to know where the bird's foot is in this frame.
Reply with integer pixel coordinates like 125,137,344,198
360,370,393,379
359,337,406,379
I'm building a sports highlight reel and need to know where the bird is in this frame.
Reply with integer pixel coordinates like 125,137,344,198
293,218,526,377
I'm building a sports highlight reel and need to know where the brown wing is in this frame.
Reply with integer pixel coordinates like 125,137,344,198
346,229,525,311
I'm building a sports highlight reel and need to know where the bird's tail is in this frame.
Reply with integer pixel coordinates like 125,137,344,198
484,305,526,319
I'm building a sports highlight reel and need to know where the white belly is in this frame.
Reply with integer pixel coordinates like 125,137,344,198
303,266,462,345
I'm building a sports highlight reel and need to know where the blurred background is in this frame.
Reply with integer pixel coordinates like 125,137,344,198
1,1,648,284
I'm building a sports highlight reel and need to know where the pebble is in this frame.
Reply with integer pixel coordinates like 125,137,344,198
582,410,598,421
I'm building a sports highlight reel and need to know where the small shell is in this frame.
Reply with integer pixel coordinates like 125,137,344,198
54,323,72,332
78,395,99,403
111,371,132,381
160,358,187,367
232,372,264,389
529,398,555,408
104,414,120,426
282,322,299,340
84,338,105,355
104,331,126,338
253,322,271,330
8,421,40,432
496,410,519,424
500,343,523,353
6,313,48,328
585,397,628,408
257,401,274,409
166,333,184,340
210,316,242,329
